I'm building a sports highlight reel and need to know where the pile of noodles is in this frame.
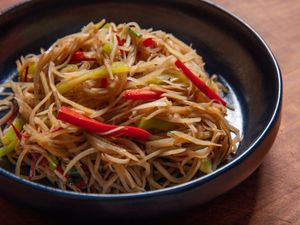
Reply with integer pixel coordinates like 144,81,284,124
0,19,240,193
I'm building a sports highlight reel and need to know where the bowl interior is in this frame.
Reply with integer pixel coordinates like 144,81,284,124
0,0,280,191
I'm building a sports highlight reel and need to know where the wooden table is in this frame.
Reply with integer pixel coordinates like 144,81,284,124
0,0,299,224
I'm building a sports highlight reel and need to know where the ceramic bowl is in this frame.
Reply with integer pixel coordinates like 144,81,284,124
0,0,282,218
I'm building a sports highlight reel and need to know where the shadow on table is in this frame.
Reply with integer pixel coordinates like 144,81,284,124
2,167,263,225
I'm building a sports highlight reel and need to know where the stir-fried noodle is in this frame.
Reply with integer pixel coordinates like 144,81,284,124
0,20,240,193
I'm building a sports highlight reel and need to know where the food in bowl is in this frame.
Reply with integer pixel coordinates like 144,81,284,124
0,20,240,193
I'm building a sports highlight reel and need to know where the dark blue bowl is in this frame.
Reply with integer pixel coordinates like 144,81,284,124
0,0,282,218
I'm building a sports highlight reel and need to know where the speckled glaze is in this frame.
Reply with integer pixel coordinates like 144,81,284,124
0,0,282,218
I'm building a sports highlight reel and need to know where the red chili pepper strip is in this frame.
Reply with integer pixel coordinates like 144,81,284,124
116,35,126,54
71,51,84,61
10,122,22,141
100,78,109,88
21,130,30,139
116,35,125,46
70,51,95,63
123,89,164,100
143,38,156,48
55,164,68,178
175,59,227,106
57,106,151,141
23,66,29,82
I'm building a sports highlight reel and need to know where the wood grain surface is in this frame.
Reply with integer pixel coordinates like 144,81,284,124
0,0,299,224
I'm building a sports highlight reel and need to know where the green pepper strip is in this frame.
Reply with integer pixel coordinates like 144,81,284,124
136,70,189,86
165,70,189,85
127,27,142,38
200,158,213,174
138,117,177,132
61,65,78,73
0,140,18,157
18,63,36,80
102,43,112,54
67,167,82,185
102,23,110,29
0,118,24,157
48,154,59,170
2,118,23,146
56,62,130,94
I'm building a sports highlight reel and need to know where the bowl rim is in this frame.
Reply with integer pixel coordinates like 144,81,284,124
0,0,282,200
